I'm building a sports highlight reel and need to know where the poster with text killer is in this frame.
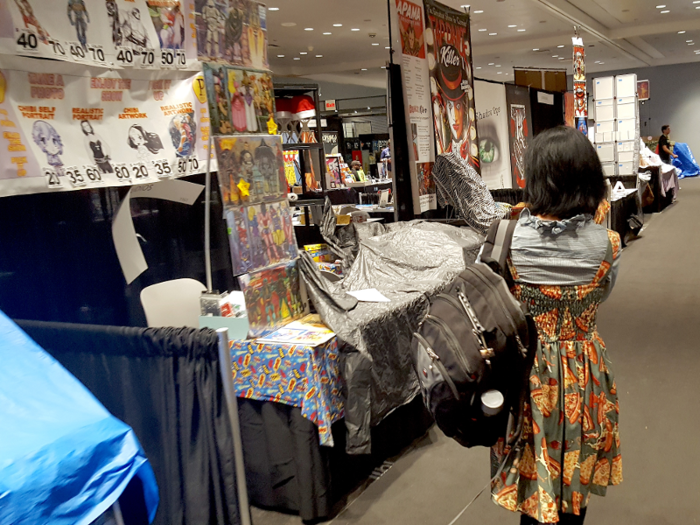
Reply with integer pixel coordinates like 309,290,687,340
0,56,215,197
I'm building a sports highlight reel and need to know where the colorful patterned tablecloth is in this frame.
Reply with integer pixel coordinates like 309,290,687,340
230,338,345,446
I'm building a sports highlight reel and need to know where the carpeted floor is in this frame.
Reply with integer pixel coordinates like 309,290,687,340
254,179,700,525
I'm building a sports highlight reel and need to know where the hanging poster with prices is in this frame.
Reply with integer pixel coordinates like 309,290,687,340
0,56,213,197
424,0,480,172
391,0,437,214
6,0,114,67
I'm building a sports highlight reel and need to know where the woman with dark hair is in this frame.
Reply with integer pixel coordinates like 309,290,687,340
490,127,622,525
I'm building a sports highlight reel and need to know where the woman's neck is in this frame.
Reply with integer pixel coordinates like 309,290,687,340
535,213,560,221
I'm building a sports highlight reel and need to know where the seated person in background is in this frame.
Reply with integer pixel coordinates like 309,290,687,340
350,160,366,182
658,124,678,164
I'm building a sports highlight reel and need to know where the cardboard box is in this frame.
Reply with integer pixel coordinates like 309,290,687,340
596,105,615,122
596,121,615,135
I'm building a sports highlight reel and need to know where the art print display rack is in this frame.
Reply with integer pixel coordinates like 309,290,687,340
274,83,328,230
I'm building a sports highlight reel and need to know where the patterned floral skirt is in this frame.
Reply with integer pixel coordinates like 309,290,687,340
491,328,622,523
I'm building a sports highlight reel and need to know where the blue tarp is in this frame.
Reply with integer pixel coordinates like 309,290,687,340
672,142,700,179
0,311,159,525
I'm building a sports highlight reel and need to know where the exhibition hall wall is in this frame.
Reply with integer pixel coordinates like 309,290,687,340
585,62,700,155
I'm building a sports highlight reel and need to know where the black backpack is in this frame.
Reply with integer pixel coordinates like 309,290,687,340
411,220,537,450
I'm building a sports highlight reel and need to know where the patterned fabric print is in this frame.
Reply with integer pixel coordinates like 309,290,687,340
231,338,345,446
491,230,622,523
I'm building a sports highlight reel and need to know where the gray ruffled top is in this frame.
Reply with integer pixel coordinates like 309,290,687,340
509,208,619,299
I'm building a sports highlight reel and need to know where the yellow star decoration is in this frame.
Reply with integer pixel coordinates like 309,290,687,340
267,116,278,135
237,178,251,197
219,137,236,151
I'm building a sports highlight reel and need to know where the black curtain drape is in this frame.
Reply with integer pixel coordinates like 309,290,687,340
17,321,243,525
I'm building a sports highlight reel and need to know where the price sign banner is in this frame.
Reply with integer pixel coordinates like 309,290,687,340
0,56,215,197
1,0,199,69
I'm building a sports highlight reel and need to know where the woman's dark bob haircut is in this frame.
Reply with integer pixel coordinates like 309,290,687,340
523,126,605,219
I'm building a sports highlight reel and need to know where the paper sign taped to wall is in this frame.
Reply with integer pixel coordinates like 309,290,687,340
112,179,204,284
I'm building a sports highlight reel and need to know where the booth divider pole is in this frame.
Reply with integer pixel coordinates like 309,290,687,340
216,327,252,525
204,135,214,293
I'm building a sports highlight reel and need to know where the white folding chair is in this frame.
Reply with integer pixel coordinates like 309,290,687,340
140,278,206,328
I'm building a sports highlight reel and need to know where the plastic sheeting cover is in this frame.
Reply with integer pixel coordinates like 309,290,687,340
301,220,483,454
0,311,159,525
672,142,700,179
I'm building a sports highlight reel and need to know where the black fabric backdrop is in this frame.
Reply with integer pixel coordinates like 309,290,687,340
0,173,234,327
17,321,243,525
529,88,565,137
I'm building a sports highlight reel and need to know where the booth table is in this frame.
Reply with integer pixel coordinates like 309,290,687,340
230,338,345,446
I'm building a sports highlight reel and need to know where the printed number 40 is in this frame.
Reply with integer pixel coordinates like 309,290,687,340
17,32,38,50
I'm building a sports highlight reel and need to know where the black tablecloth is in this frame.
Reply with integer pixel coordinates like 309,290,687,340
610,191,643,246
641,166,675,213
239,397,433,521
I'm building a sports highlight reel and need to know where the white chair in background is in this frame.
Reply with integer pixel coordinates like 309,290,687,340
140,278,206,328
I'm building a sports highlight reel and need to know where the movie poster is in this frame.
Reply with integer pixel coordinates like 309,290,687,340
214,134,286,206
504,84,532,189
474,80,511,189
424,0,479,171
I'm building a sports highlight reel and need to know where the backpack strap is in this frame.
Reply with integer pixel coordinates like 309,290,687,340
480,219,517,286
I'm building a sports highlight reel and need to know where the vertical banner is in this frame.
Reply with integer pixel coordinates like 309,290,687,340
474,80,511,189
504,84,532,189
424,0,479,172
391,0,436,213
572,36,587,134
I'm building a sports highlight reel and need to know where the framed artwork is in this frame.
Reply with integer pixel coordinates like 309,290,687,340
637,80,650,101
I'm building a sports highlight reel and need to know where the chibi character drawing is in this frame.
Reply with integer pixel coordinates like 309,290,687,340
32,120,64,176
159,5,185,49
254,139,278,198
169,113,197,157
14,0,49,44
241,73,258,132
127,125,164,162
224,1,243,63
106,0,122,45
81,120,113,173
122,8,150,48
201,0,225,58
67,0,89,49
230,79,247,132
